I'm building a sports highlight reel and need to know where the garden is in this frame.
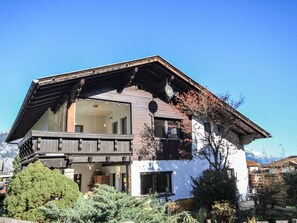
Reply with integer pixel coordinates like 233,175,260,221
1,160,297,223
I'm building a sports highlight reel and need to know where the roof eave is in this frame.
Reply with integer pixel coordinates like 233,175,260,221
6,80,39,142
6,55,271,141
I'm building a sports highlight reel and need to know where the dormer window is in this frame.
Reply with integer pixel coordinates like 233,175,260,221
154,118,180,139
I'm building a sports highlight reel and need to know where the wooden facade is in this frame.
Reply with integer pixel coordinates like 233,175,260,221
88,86,190,161
18,85,191,167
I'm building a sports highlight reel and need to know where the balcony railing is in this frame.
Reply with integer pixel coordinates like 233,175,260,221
156,139,192,160
19,130,133,164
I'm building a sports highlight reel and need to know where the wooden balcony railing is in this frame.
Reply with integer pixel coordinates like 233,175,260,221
156,139,192,160
19,130,133,165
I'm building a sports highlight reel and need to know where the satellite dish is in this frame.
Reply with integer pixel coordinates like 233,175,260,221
165,83,174,99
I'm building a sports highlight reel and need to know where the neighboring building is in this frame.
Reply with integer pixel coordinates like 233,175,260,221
263,156,297,174
246,159,263,191
247,159,261,173
6,56,270,200
247,156,297,193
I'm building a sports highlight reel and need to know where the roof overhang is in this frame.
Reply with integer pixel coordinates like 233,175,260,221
6,55,271,142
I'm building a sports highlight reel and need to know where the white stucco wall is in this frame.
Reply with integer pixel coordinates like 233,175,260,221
130,116,249,201
227,149,249,200
130,159,209,200
248,166,259,173
72,163,101,193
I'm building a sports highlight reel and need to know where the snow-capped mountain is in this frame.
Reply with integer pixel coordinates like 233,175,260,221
0,130,18,172
245,147,280,164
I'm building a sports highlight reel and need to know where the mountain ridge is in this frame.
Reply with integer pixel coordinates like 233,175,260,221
0,130,18,172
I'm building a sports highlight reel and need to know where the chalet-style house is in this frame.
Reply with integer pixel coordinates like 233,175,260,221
263,156,297,174
6,56,270,200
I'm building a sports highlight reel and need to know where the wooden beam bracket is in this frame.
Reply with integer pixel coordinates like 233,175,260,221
78,139,83,151
114,140,118,151
37,137,41,150
58,138,63,151
97,139,101,151
117,67,138,93
69,79,85,104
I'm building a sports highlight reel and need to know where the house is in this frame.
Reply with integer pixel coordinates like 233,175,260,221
246,159,264,192
247,159,261,173
246,156,297,193
6,56,270,200
263,156,297,174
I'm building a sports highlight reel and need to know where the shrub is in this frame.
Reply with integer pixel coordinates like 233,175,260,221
42,184,198,223
176,198,196,211
211,201,236,223
255,179,284,219
283,172,297,207
166,201,184,215
4,160,80,222
191,169,239,210
195,208,208,223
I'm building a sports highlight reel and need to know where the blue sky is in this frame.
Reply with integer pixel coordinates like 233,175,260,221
1,1,296,158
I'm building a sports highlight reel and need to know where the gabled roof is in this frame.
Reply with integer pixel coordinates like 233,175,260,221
246,159,261,167
263,156,297,168
6,56,271,142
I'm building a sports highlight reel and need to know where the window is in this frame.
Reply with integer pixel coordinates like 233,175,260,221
121,173,127,192
140,171,172,195
121,117,127,134
154,118,180,139
204,122,211,134
74,174,82,191
75,99,131,135
75,125,84,133
217,124,224,134
227,168,235,178
112,122,118,134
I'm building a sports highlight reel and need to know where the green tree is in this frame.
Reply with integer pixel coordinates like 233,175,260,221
283,172,297,206
12,155,21,177
4,160,80,222
191,169,239,210
254,179,284,219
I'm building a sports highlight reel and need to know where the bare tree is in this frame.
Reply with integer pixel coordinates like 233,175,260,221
172,89,244,170
138,123,160,160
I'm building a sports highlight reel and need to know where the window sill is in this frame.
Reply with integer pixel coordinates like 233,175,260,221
156,137,181,141
139,193,175,198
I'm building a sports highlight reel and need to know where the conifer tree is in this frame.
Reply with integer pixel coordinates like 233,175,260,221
4,160,80,222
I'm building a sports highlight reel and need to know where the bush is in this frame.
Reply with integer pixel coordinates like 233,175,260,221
211,201,236,223
191,169,239,210
42,184,198,223
4,160,80,222
283,172,297,207
166,201,184,215
176,198,196,211
255,179,284,219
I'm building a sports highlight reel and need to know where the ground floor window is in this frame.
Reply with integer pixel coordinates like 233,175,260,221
140,171,172,195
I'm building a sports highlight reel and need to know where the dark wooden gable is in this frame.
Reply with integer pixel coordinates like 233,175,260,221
6,56,271,142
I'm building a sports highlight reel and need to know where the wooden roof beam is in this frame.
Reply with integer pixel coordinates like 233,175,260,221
69,79,85,103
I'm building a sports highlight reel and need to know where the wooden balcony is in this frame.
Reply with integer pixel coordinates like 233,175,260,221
19,130,133,167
